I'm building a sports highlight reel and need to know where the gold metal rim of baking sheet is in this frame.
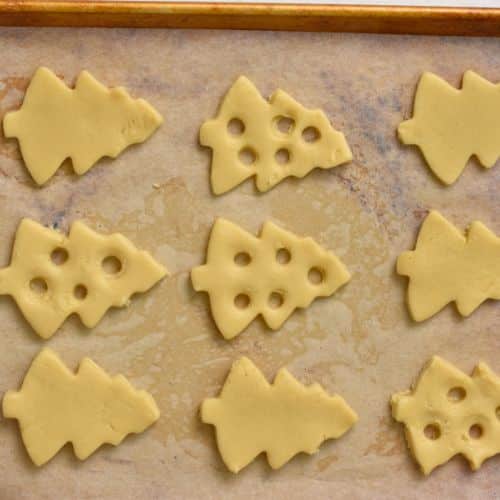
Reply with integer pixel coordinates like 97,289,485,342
0,1,499,35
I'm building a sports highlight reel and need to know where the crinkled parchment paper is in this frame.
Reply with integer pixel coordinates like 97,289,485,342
0,27,498,499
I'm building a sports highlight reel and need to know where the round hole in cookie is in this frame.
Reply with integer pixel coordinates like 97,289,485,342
468,424,483,439
308,267,325,285
102,256,123,275
30,277,48,295
73,284,88,300
268,291,284,309
275,148,291,165
274,116,295,134
238,147,257,166
447,387,466,402
276,248,291,265
234,293,250,309
302,126,320,143
424,423,441,440
496,407,500,420
227,118,245,136
50,247,69,265
234,252,251,266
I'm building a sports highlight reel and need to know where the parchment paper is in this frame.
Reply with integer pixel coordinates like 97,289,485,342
0,27,498,499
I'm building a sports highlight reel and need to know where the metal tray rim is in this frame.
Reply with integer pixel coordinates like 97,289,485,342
0,1,499,35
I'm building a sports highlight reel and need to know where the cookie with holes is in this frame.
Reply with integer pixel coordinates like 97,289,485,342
0,219,168,338
391,356,500,475
191,218,350,339
200,76,352,194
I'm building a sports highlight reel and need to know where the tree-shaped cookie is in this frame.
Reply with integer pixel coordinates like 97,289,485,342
392,356,500,475
201,357,357,473
191,218,350,339
200,76,352,194
3,348,160,466
397,210,500,321
3,67,163,185
0,218,168,338
398,71,500,184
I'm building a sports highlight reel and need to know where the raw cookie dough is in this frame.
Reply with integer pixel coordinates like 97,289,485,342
191,218,351,339
398,71,500,185
3,348,160,466
391,356,500,475
200,76,352,194
3,66,163,185
0,218,168,338
201,357,357,473
397,210,500,321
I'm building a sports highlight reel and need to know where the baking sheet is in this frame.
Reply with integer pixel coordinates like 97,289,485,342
0,28,498,499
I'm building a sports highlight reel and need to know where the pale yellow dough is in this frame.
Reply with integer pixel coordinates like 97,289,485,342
0,218,168,338
201,357,357,473
391,356,500,475
3,349,160,466
191,218,351,339
3,66,163,185
200,76,352,194
397,210,500,321
398,71,500,184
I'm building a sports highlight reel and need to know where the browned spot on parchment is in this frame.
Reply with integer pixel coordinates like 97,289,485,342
316,454,339,472
363,416,405,457
0,140,22,162
0,76,29,102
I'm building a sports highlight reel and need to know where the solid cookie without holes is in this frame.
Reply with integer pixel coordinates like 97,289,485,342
200,76,352,194
3,66,163,185
0,218,168,338
391,356,500,475
191,218,350,339
3,349,160,466
201,357,357,473
398,71,500,185
397,210,500,322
